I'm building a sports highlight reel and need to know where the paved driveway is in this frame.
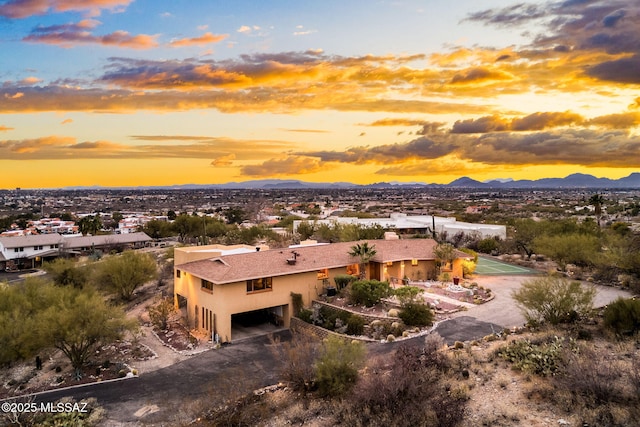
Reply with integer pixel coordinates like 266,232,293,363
12,331,291,426
451,275,633,329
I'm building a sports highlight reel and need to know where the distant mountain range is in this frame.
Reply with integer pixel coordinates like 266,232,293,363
446,173,640,189
56,173,640,190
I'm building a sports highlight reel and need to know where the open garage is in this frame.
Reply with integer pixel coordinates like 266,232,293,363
230,305,288,342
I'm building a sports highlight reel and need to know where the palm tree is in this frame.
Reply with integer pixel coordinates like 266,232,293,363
78,215,102,236
589,194,605,227
434,242,456,278
348,242,377,279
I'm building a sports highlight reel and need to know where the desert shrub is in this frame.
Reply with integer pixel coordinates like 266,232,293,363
290,292,304,317
398,302,434,327
337,344,466,427
317,306,339,330
603,297,640,337
334,274,357,290
423,333,451,371
477,237,499,254
555,345,625,406
298,308,313,323
394,286,423,305
461,260,476,278
512,275,595,325
315,336,365,397
346,314,365,335
369,320,393,341
147,297,176,330
269,333,319,394
348,280,392,307
497,336,569,376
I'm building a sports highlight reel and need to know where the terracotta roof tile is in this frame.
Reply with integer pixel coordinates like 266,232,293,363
177,239,460,284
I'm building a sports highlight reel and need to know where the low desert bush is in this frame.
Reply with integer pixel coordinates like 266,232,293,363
335,343,466,427
334,274,357,290
269,333,319,394
347,280,392,307
603,297,640,337
554,345,625,406
398,302,434,327
497,336,570,376
346,314,365,336
298,308,313,323
512,275,595,325
315,336,365,398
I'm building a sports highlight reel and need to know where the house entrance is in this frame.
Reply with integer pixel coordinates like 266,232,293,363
176,294,188,325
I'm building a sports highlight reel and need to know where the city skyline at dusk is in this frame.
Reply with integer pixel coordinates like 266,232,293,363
1,0,639,189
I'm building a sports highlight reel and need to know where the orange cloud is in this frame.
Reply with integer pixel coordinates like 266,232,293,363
61,118,73,125
210,154,235,167
0,134,298,161
0,84,492,115
365,118,427,127
452,112,583,133
449,66,514,85
0,135,75,154
300,128,640,169
169,32,228,47
279,128,329,133
0,0,132,19
19,76,42,85
0,125,14,132
24,26,159,49
241,156,327,177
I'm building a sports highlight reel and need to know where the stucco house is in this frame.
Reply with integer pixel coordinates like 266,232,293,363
0,234,62,270
0,232,152,271
174,238,468,343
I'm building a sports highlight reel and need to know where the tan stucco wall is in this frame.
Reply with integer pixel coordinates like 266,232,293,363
174,265,354,342
174,254,465,342
174,244,258,265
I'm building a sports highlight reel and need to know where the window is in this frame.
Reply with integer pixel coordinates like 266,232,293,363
176,269,181,278
50,244,58,249
14,247,24,253
411,259,419,266
202,279,214,291
246,277,272,293
317,268,329,280
346,264,358,275
33,245,43,250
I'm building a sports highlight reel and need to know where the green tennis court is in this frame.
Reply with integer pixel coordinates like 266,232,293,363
474,256,541,275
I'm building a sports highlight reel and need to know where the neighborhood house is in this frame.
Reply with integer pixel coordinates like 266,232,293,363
173,238,467,343
0,232,152,270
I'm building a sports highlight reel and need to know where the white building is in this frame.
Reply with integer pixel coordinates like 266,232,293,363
0,232,152,271
0,234,62,270
292,213,506,240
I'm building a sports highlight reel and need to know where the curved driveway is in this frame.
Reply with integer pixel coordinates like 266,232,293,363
432,274,632,346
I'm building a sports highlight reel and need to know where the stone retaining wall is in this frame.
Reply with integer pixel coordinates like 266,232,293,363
312,299,399,325
290,317,375,342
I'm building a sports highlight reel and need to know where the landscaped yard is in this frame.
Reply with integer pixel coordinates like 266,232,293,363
305,279,494,341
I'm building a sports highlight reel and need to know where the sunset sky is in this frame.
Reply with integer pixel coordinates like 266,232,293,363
1,0,639,188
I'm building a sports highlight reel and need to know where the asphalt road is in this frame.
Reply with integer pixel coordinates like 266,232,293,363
19,331,290,426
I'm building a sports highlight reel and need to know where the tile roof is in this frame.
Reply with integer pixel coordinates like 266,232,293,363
0,233,64,248
177,239,467,285
62,232,152,249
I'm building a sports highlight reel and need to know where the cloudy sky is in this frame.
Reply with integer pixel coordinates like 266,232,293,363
1,0,639,188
